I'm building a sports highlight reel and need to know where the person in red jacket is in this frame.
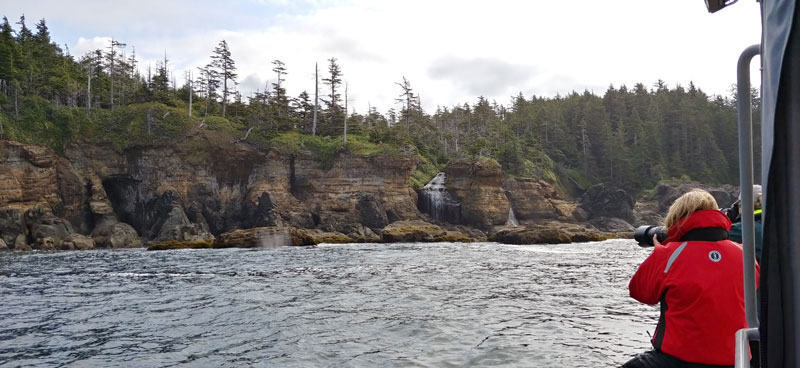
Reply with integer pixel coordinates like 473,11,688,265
622,189,758,367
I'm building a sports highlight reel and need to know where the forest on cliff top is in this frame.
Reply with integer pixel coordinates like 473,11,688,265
0,15,759,196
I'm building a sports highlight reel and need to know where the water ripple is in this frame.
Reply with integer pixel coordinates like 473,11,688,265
0,239,656,367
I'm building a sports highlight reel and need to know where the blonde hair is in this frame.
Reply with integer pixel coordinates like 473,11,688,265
740,184,763,210
665,189,719,230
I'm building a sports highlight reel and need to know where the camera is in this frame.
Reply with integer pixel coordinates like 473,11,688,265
634,225,668,247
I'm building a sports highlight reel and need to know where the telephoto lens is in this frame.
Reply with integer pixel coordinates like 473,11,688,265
633,225,669,247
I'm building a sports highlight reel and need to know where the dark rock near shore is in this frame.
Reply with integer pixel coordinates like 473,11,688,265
13,234,30,251
381,220,445,242
590,217,635,233
62,233,95,250
380,220,474,243
28,212,74,248
579,184,635,223
490,222,623,245
214,227,315,248
0,209,26,248
91,220,143,248
356,194,389,231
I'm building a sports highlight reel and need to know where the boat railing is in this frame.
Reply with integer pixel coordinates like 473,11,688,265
734,43,761,368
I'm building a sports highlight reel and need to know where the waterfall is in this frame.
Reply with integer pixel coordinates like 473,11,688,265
507,207,519,226
417,172,461,224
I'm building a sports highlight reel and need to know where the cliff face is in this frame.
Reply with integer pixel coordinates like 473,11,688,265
502,178,567,222
0,132,421,250
444,160,510,230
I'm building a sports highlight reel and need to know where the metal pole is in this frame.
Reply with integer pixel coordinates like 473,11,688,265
737,44,761,329
735,327,760,368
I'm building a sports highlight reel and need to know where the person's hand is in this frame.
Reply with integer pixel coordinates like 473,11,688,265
653,234,662,246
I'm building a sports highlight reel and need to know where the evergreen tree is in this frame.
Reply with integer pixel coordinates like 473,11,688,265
321,57,343,135
210,40,237,117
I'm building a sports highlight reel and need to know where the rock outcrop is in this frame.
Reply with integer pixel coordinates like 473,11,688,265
61,233,95,250
380,220,473,243
214,227,315,248
502,178,568,222
578,184,635,224
445,160,510,230
490,222,625,244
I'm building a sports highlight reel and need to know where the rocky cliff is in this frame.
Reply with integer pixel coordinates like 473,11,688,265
0,132,639,250
0,129,424,250
444,160,510,230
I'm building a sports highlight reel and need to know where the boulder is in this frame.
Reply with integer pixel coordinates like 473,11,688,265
345,224,381,243
27,214,73,248
214,227,315,248
13,234,31,251
34,236,57,250
153,207,214,243
0,208,27,247
108,223,143,248
62,233,95,250
92,220,142,248
0,238,7,251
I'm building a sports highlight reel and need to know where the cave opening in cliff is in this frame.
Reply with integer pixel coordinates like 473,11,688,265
101,176,146,234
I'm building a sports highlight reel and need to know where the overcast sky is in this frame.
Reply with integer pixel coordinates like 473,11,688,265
3,0,763,114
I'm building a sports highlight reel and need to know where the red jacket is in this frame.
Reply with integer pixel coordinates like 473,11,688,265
629,209,759,365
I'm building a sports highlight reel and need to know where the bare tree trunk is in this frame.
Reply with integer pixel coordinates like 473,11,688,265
187,70,193,117
109,48,114,110
233,126,254,143
221,64,228,117
343,82,348,142
204,69,210,116
87,70,92,116
313,62,318,136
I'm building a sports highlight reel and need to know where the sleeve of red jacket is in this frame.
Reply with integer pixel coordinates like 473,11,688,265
629,245,669,305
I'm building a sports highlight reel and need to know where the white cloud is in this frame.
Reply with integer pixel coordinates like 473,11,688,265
7,0,763,113
72,36,111,59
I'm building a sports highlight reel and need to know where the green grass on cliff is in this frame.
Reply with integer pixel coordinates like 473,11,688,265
262,131,408,168
410,154,439,190
265,131,401,155
0,99,241,153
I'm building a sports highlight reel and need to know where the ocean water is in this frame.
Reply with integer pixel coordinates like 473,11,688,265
0,239,657,367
